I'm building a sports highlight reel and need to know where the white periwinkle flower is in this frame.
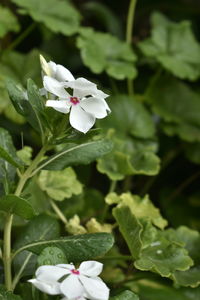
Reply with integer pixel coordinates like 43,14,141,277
40,55,110,133
28,261,109,300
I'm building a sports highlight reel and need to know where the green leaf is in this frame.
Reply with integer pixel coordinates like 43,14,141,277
98,95,155,138
97,131,160,180
0,129,21,168
184,142,200,164
37,246,68,266
38,167,83,201
11,0,81,36
0,285,22,300
113,205,143,259
0,195,36,219
110,290,139,300
14,232,114,262
13,214,60,278
17,146,33,166
40,139,113,170
0,5,20,38
147,75,200,142
139,12,200,80
77,27,137,79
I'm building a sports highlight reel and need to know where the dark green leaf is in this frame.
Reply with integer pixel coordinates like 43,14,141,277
0,285,22,300
110,290,139,300
37,246,68,266
0,5,20,38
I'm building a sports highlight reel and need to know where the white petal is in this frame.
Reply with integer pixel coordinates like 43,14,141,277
46,100,70,113
36,265,68,282
66,77,97,98
56,264,75,270
79,276,109,300
80,97,110,119
60,275,84,299
70,105,95,133
48,61,57,77
79,261,103,277
43,76,69,98
94,89,109,99
28,279,61,295
55,65,75,81
40,55,52,77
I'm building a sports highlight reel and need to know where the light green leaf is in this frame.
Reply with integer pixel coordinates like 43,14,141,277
17,146,33,166
0,195,36,219
98,95,155,138
13,232,114,262
0,5,20,38
13,215,60,278
110,290,139,300
11,0,81,36
37,246,68,266
38,167,83,201
77,28,137,79
40,139,113,170
0,285,22,300
139,12,200,80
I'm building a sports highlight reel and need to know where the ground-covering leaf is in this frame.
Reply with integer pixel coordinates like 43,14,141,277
37,246,68,266
110,290,139,300
0,5,20,37
97,130,160,180
77,28,137,79
40,139,113,170
147,75,200,142
98,95,155,138
11,0,81,36
0,285,22,300
139,12,200,80
38,167,83,201
13,215,60,278
0,195,36,219
14,232,114,262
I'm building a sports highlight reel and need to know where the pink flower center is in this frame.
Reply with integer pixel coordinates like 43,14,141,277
71,269,80,275
70,97,80,105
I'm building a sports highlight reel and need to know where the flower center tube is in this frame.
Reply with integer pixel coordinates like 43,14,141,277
71,269,80,275
70,97,80,105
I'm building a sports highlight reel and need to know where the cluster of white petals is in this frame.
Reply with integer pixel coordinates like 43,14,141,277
40,55,110,133
29,260,109,300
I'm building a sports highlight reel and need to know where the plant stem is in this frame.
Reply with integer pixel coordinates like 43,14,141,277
126,0,138,96
3,145,48,291
49,199,68,225
7,23,36,51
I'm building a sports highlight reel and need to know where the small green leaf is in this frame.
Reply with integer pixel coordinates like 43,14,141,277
37,246,68,266
77,28,137,79
40,139,113,170
110,290,139,300
11,0,81,36
139,12,200,80
0,5,20,38
38,167,83,201
14,232,114,262
0,285,22,299
17,146,33,166
0,128,21,167
0,195,36,219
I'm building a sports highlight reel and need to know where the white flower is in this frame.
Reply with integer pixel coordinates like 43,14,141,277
40,55,110,133
28,261,109,300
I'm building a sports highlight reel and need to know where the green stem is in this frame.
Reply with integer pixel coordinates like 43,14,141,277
126,0,138,96
3,145,48,291
7,23,36,51
49,199,68,225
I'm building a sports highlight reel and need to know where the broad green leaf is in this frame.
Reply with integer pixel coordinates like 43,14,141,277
11,0,81,35
17,146,33,166
0,195,36,219
147,75,200,142
113,205,143,259
77,27,137,79
13,214,60,278
38,167,83,201
13,232,114,262
0,5,20,37
110,290,139,300
40,139,113,170
37,246,68,266
98,95,155,138
0,285,22,300
139,12,200,80
97,131,160,180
